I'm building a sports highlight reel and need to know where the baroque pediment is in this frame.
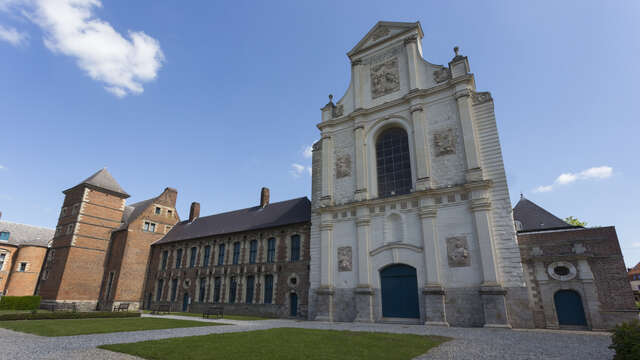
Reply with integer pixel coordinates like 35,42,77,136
348,21,423,58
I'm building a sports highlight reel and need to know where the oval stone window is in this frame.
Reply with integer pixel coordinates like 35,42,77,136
554,266,570,276
547,261,577,281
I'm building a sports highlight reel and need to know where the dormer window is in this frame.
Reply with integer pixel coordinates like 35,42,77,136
0,232,9,241
155,207,162,215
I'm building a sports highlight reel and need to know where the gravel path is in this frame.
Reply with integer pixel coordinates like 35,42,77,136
0,314,614,360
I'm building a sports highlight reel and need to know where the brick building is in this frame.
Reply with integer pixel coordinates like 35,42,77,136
0,217,53,296
144,189,310,319
628,262,640,302
514,196,638,330
38,169,178,311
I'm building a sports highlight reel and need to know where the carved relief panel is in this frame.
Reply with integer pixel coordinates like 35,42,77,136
434,129,456,156
447,236,470,267
370,57,400,99
337,246,352,272
335,155,352,179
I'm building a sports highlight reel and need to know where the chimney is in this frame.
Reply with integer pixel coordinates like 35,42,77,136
260,187,270,208
189,202,200,222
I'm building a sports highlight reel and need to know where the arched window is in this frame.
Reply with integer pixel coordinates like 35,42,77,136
376,127,412,197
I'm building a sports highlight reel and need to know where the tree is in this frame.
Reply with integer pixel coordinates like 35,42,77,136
565,216,587,227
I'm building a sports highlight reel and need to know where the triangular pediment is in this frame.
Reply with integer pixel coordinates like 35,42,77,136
348,21,423,58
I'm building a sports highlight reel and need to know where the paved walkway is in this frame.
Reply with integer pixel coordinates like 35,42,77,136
0,314,614,360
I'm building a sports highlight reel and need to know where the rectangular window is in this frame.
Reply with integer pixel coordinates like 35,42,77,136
72,204,79,215
66,224,73,234
229,277,237,303
199,277,206,302
106,272,115,298
171,278,178,301
214,277,221,303
143,221,150,231
0,253,5,270
290,235,300,262
161,251,168,270
150,223,156,232
249,240,257,264
176,249,183,268
189,247,197,268
168,210,173,217
267,238,276,263
155,207,162,215
61,207,67,217
264,274,273,304
18,262,27,272
232,242,240,265
203,246,211,267
156,279,164,302
218,244,225,265
0,232,9,241
246,276,254,304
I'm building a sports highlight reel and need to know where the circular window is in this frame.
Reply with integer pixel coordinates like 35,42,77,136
288,274,298,287
290,277,297,285
547,261,577,281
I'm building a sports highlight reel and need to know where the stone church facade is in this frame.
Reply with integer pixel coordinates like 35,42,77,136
309,21,532,327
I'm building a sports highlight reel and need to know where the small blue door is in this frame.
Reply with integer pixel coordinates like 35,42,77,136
554,290,587,326
290,293,298,317
182,292,189,312
380,264,420,318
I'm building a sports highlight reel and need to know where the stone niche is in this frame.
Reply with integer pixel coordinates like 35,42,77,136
370,57,400,98
447,236,470,267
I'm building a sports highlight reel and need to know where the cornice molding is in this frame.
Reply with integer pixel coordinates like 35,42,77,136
370,242,423,256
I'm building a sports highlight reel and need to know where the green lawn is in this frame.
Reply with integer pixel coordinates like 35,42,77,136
0,317,225,337
100,328,449,360
142,310,271,321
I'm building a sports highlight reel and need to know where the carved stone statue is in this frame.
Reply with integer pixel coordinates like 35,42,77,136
370,57,400,98
335,155,351,179
338,246,352,272
433,67,451,83
447,237,470,267
434,129,456,156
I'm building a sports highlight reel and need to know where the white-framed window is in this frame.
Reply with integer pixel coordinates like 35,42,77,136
18,262,27,272
72,203,80,215
155,207,162,215
66,224,74,234
167,209,173,217
143,221,157,232
0,252,6,270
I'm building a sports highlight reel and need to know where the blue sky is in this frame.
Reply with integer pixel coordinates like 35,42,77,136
1,1,639,267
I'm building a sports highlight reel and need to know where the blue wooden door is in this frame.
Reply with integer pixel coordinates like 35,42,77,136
554,290,587,326
380,264,420,318
290,293,298,317
182,292,189,312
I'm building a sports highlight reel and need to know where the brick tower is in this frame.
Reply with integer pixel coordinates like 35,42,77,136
39,168,129,310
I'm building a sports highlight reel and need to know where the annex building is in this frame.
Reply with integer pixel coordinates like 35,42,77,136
0,215,53,296
144,189,311,319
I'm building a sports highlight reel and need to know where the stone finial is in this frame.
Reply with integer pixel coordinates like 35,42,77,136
454,46,459,56
328,94,334,103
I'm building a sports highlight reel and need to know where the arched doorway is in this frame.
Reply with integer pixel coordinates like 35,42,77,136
182,292,189,312
554,290,587,326
380,264,420,318
289,293,298,317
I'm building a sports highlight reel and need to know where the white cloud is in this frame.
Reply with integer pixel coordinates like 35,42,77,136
0,0,164,97
0,164,5,170
0,24,28,45
290,163,305,178
632,242,640,248
307,166,312,176
302,145,313,159
533,166,613,193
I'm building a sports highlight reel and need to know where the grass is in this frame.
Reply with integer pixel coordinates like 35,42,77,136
0,317,225,337
142,310,271,321
100,328,449,360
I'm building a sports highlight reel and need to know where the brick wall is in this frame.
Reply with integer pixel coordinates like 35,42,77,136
4,245,47,296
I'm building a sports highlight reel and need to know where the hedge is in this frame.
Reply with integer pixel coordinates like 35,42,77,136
609,319,640,360
0,311,141,321
0,296,41,310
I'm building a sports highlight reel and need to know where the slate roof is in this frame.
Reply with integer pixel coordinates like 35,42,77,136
513,197,575,232
64,168,129,198
154,197,311,245
116,198,155,231
0,221,54,247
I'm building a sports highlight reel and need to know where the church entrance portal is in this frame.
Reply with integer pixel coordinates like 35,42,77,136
554,290,587,326
380,264,420,319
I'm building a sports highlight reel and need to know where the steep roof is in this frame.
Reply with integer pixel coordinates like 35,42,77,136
116,198,155,231
347,21,423,58
154,197,310,245
64,168,129,198
0,221,54,247
513,197,575,232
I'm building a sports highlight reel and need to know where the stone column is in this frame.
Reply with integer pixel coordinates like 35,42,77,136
315,222,334,321
410,105,432,191
320,135,334,207
455,89,483,182
404,36,422,90
419,203,448,326
354,125,368,201
471,197,509,328
352,59,363,109
354,216,374,322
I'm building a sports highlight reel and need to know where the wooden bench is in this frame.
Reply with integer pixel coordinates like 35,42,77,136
203,306,223,319
113,303,130,312
151,304,171,315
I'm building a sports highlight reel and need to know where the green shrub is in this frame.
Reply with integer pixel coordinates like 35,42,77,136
0,311,140,321
0,296,41,310
609,319,640,360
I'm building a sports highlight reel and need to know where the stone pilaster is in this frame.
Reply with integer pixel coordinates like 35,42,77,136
419,203,448,326
351,59,364,109
411,105,432,191
316,222,334,321
354,125,368,201
470,197,509,327
320,135,334,206
455,89,484,182
354,216,374,322
404,36,422,90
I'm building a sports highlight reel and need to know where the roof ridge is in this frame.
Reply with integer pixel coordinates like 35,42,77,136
194,197,309,220
0,220,55,231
